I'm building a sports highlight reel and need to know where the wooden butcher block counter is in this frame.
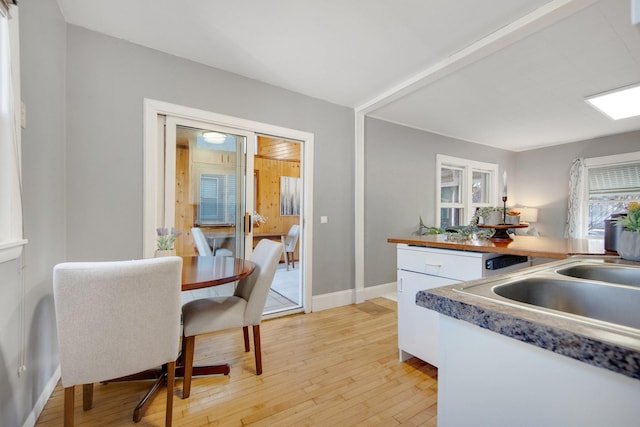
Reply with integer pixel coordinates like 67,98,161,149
388,234,607,259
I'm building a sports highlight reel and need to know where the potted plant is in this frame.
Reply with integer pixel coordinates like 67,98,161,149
155,227,181,257
472,207,509,226
253,212,267,228
615,202,640,261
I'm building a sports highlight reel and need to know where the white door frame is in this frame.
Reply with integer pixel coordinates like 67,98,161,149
143,98,314,313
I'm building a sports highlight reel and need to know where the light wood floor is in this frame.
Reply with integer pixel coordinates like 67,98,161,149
35,298,437,426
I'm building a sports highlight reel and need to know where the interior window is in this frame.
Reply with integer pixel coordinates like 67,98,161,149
436,155,499,228
0,4,27,263
198,173,236,225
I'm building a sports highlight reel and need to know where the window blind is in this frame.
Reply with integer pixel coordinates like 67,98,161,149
199,173,236,224
589,163,640,195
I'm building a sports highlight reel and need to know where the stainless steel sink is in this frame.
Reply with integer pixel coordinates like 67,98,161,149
493,277,640,329
556,264,640,287
454,257,640,335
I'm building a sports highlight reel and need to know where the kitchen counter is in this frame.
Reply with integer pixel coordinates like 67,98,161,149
388,234,606,259
416,256,640,380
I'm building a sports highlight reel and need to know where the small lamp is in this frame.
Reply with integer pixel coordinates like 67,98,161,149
520,207,539,223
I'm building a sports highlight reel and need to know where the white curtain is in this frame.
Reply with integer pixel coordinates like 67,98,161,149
564,157,585,238
0,4,25,261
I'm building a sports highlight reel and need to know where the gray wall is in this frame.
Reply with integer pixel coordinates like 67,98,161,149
1,2,66,427
6,3,639,425
364,119,640,289
65,25,355,295
364,118,516,287
513,130,640,238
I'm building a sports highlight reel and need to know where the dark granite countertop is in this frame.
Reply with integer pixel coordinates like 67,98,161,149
416,257,640,381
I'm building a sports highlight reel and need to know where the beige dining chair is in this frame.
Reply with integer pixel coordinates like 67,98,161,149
181,239,282,398
192,227,213,256
281,224,300,270
53,257,183,427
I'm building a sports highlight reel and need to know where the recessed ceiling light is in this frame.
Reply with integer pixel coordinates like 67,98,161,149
202,132,226,144
586,83,640,120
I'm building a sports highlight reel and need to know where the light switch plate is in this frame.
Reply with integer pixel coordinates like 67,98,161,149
320,216,328,224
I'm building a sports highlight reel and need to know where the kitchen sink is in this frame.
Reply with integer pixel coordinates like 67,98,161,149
493,277,640,329
556,264,640,287
454,257,640,334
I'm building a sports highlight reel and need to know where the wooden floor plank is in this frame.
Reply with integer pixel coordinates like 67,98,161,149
35,298,438,426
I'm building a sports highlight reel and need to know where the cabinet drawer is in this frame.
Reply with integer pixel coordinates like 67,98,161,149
398,246,483,281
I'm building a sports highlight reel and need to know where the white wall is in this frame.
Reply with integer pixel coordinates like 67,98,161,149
0,1,67,426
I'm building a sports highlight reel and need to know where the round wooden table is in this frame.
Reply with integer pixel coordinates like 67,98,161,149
181,255,256,291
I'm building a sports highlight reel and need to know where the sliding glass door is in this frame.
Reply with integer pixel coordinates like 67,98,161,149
164,117,255,259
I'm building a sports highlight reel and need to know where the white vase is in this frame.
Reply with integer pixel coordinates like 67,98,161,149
155,249,176,257
505,215,520,225
617,231,640,261
484,211,503,226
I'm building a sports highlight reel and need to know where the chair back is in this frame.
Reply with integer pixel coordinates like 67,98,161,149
283,224,300,252
234,239,282,325
53,257,183,387
191,227,212,256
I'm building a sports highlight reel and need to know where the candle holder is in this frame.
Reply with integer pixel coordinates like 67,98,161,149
502,196,507,224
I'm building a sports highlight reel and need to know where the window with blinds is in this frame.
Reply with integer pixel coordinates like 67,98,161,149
587,161,640,236
199,174,236,225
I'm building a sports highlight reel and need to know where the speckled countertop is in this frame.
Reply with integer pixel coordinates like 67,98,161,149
416,256,640,381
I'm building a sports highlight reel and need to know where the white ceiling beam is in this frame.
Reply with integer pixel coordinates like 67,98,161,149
355,0,598,115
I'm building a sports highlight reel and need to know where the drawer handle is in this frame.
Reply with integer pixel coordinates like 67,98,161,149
425,263,442,268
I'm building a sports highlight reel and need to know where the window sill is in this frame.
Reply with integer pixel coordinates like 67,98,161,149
0,239,28,264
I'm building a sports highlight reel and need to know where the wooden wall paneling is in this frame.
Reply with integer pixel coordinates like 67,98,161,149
175,146,198,256
254,156,301,262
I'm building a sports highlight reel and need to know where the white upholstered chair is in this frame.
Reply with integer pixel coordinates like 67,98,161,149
281,224,300,271
191,227,213,256
181,239,282,398
53,257,183,427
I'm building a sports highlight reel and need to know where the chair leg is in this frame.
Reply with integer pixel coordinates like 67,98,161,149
243,326,250,352
182,335,195,399
252,324,262,375
64,386,74,427
82,383,93,411
290,252,295,269
166,360,175,427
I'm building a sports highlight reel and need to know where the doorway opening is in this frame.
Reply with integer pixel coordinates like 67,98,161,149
254,135,302,314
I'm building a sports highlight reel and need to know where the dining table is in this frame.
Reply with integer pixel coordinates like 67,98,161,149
111,255,256,422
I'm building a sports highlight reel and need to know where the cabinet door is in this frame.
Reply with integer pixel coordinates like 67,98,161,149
397,270,459,367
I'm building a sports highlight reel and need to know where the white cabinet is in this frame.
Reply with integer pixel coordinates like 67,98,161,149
398,269,458,366
396,244,529,367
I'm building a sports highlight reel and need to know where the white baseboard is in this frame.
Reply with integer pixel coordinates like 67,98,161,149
311,281,397,312
22,366,60,427
363,281,396,301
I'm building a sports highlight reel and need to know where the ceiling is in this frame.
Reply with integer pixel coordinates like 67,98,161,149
56,0,640,151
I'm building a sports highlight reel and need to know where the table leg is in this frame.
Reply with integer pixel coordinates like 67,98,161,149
107,360,230,423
